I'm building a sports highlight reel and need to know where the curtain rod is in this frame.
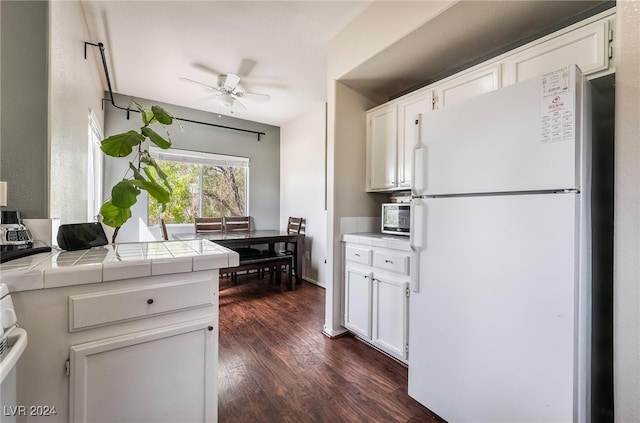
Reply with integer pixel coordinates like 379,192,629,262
84,42,266,141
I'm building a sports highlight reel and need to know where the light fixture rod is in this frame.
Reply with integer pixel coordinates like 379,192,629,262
84,41,265,141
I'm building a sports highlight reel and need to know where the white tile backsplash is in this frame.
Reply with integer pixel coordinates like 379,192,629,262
340,217,381,235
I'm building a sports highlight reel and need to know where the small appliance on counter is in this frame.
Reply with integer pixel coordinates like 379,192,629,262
381,203,411,236
0,211,33,252
0,211,52,264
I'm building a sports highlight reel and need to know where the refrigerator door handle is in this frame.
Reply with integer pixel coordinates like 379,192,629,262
410,198,423,293
411,114,424,197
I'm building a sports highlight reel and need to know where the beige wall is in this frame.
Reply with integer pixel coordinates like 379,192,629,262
614,2,640,421
49,0,105,223
327,1,453,79
324,1,449,336
280,102,327,286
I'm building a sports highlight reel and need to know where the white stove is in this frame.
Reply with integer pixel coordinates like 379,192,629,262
0,283,28,423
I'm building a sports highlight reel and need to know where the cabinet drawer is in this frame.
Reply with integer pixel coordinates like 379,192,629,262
69,278,215,331
345,245,372,266
373,251,410,275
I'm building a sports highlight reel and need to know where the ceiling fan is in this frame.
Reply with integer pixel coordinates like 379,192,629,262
180,73,270,112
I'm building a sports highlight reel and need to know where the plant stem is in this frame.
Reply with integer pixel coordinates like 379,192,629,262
111,226,121,244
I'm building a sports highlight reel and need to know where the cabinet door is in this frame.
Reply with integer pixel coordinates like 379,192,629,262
344,267,372,339
372,276,408,360
397,91,433,189
435,65,501,109
367,106,398,191
503,18,610,85
70,318,216,423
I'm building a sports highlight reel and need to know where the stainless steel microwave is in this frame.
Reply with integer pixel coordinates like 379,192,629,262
381,203,411,236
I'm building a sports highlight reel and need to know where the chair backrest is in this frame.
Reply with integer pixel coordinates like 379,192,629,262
287,217,303,234
194,217,223,233
160,218,169,241
223,216,250,232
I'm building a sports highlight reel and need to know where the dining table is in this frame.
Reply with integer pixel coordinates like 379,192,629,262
173,230,304,285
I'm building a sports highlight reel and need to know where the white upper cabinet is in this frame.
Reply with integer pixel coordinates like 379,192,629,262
364,10,614,194
367,105,397,191
434,65,501,109
503,17,613,85
367,91,433,192
397,91,433,189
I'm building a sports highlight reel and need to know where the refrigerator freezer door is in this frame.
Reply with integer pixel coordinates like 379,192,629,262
413,66,584,197
408,193,586,422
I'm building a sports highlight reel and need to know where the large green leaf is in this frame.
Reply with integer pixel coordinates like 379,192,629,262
134,102,154,126
111,180,140,208
100,200,132,228
140,154,171,191
131,179,171,203
151,105,173,125
142,127,171,149
101,131,145,157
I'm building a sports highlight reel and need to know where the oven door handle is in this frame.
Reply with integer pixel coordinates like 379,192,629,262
0,327,28,384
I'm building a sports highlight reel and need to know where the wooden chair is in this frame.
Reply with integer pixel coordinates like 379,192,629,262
223,216,250,233
282,217,303,276
194,217,223,233
160,218,169,241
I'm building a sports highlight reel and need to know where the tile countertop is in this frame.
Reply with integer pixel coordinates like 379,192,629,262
342,233,411,252
0,240,240,293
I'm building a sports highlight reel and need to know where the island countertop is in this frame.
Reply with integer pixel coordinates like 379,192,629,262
0,239,239,292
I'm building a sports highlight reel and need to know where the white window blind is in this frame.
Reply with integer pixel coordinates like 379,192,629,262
149,147,249,168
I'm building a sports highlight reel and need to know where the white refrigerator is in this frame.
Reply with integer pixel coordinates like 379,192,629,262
408,65,613,422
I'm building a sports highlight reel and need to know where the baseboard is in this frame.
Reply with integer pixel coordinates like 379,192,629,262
321,327,348,338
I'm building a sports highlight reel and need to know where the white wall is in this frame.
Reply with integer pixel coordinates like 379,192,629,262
49,0,105,224
614,2,640,421
280,102,327,286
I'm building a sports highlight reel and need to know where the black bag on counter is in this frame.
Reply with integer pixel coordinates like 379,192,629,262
57,222,108,251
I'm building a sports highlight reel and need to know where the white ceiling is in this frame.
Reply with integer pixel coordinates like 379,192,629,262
80,1,372,126
80,1,612,127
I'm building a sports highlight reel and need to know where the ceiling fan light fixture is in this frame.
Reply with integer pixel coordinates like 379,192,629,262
218,94,234,109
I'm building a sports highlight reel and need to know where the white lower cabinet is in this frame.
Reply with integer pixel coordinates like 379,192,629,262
371,275,408,359
343,240,410,362
11,271,218,423
70,319,216,423
344,267,372,339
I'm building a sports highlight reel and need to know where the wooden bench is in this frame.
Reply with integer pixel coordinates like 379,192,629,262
220,254,294,290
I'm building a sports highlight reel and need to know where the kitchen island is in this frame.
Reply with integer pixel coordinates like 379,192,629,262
0,239,238,423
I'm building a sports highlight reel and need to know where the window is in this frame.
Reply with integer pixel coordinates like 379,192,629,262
148,148,249,225
87,110,104,221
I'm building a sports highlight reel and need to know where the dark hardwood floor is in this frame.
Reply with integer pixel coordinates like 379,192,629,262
218,273,445,423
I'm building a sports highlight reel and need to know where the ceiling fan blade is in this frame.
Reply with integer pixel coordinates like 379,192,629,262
237,59,257,78
192,62,224,78
235,91,270,102
180,77,220,92
232,98,247,112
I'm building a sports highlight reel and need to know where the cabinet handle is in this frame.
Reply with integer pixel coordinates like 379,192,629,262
147,299,154,305
354,253,360,257
208,326,214,331
385,259,394,264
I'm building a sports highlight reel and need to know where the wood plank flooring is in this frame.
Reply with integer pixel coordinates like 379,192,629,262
218,273,445,423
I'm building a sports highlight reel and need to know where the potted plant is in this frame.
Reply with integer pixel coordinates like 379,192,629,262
99,101,180,243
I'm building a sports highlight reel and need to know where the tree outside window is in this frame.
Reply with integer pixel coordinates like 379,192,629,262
148,150,247,225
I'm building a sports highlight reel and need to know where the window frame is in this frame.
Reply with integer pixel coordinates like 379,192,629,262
148,147,250,224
